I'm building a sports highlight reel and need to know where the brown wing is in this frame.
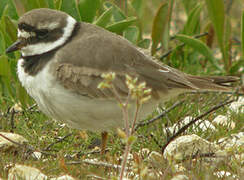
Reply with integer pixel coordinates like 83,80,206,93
54,22,200,99
55,63,130,98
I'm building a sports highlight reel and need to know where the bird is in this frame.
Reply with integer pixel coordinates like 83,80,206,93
6,8,238,152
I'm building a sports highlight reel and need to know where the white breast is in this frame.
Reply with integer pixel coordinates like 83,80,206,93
17,59,158,132
17,59,53,98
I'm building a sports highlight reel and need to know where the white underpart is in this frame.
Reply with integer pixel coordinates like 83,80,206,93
17,57,161,131
18,29,36,38
20,16,76,56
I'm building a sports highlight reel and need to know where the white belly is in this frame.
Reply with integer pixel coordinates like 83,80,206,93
17,59,158,132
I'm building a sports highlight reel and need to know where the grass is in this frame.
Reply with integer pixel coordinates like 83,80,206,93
0,92,243,179
0,0,243,179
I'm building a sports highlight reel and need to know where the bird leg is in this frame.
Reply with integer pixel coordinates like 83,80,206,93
101,131,108,155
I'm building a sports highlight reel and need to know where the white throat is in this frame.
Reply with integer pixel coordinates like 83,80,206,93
20,16,76,57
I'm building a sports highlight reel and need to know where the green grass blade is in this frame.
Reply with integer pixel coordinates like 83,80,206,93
138,39,150,49
162,0,174,51
151,2,168,55
104,1,126,22
4,16,17,41
78,0,101,23
37,0,48,8
0,31,6,54
223,16,232,72
183,3,202,35
0,55,14,97
0,8,8,51
0,5,8,34
229,60,244,74
0,0,9,19
60,0,81,21
182,0,197,15
0,7,17,51
0,56,11,77
94,7,113,28
131,0,144,16
242,11,244,57
123,26,139,44
54,0,62,10
0,0,18,19
22,0,40,10
170,45,183,68
12,0,27,16
45,0,55,9
16,81,30,107
175,34,222,71
205,0,225,48
106,17,137,34
205,0,230,71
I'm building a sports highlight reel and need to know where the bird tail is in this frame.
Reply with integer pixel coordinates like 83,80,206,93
186,75,240,91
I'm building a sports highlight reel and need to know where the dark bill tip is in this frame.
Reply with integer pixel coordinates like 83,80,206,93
6,40,22,54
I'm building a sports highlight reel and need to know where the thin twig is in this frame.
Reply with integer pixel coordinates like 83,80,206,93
111,85,130,136
86,175,107,180
119,143,131,179
26,103,37,111
75,148,111,157
187,91,244,96
123,104,130,137
150,133,162,149
111,85,123,105
44,133,73,151
161,99,235,153
66,159,130,171
190,152,216,160
0,133,56,157
135,100,184,131
125,90,131,108
10,109,16,132
0,133,23,147
124,0,127,15
131,99,141,134
159,32,208,60
178,152,227,163
119,97,140,179
23,104,40,113
226,0,234,14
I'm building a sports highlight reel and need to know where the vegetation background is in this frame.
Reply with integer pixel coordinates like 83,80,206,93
0,0,243,179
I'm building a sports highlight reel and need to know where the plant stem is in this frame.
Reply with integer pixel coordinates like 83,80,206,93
119,141,131,179
122,105,130,137
131,99,141,135
119,98,141,179
111,85,131,136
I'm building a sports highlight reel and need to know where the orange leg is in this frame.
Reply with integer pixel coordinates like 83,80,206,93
101,131,108,155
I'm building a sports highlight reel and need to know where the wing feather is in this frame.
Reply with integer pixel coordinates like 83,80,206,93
54,22,198,99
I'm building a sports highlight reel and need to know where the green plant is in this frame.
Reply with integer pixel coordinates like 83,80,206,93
98,72,151,179
0,0,243,179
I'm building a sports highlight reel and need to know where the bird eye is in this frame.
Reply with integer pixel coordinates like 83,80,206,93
36,29,48,39
18,23,33,32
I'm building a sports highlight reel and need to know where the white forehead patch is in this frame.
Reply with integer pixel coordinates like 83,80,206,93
18,29,36,38
38,22,59,30
21,16,76,56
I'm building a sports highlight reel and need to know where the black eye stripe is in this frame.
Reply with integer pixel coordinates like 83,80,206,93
35,29,48,34
36,29,49,39
18,23,35,32
18,23,49,36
